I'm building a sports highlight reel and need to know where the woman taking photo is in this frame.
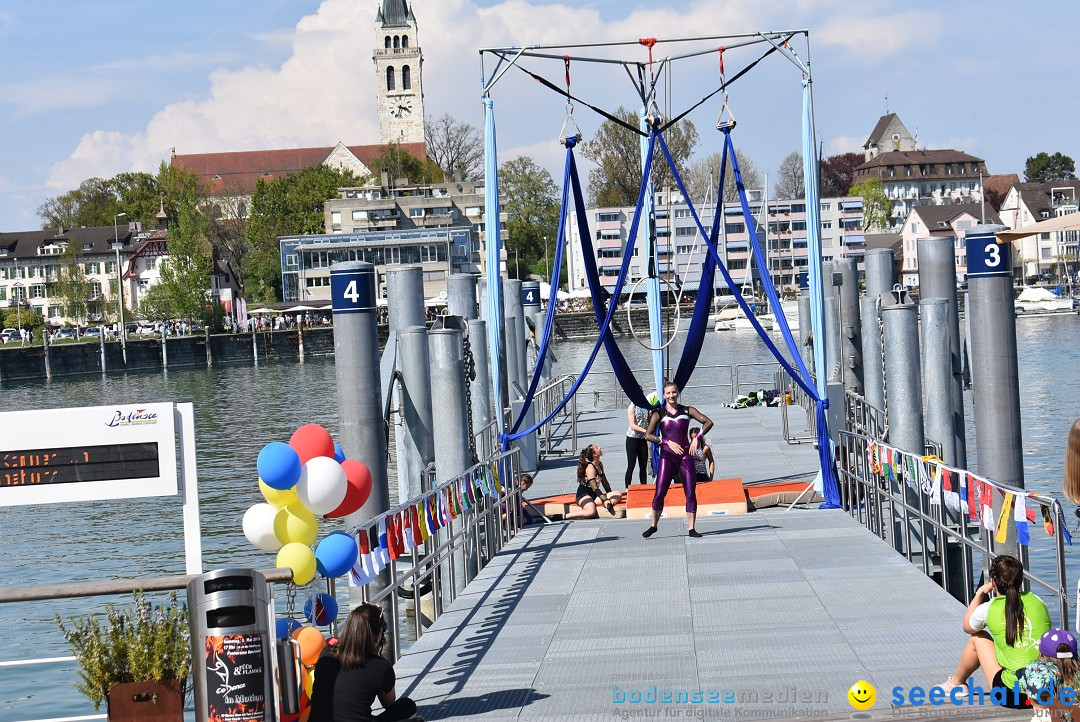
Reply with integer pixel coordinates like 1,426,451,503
310,603,422,721
942,555,1050,709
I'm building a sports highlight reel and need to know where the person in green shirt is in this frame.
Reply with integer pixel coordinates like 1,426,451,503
942,555,1051,709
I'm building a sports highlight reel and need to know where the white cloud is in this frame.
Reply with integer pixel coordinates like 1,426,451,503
1,77,116,116
817,11,942,57
47,0,938,191
826,135,864,155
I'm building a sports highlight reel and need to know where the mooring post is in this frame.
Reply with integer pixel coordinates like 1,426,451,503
917,237,967,468
862,248,895,416
398,326,435,500
42,329,51,380
881,297,928,558
430,328,474,599
467,319,494,457
330,261,393,652
797,294,812,371
534,310,552,386
100,331,106,374
386,266,429,503
448,273,478,320
162,325,169,369
966,225,1022,553
919,299,955,463
204,326,212,366
837,258,862,394
864,248,895,302
504,279,527,394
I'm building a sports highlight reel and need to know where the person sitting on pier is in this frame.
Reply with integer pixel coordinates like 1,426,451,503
1020,629,1079,721
310,603,422,722
942,555,1050,709
642,383,713,539
689,428,715,483
565,445,620,519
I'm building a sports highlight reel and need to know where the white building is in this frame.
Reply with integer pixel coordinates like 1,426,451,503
997,181,1080,282
896,203,1001,287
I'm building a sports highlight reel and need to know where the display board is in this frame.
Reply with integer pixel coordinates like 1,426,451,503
0,403,178,506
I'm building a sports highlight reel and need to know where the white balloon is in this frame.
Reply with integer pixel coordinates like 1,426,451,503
297,456,348,516
243,503,282,551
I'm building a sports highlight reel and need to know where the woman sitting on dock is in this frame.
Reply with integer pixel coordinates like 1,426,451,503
642,382,713,539
566,445,620,519
310,603,421,721
942,554,1050,709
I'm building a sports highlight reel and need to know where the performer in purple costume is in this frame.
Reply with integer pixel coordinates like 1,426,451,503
642,382,713,538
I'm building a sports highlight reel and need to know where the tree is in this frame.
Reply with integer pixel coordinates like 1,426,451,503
425,114,484,182
369,143,442,185
37,177,119,229
246,165,363,302
774,151,804,200
683,150,762,204
1025,152,1077,183
820,152,865,197
151,201,215,324
849,178,891,231
498,156,561,280
53,236,92,325
2,307,44,336
580,107,698,207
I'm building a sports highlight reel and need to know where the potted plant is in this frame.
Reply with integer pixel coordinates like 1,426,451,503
57,591,190,721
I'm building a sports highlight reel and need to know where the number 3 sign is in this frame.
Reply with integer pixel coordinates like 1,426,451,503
966,230,1013,278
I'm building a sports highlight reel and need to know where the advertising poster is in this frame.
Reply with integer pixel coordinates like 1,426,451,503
204,633,267,722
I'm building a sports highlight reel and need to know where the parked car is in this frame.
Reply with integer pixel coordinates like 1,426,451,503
1,328,19,343
134,322,159,336
52,328,78,342
83,327,104,340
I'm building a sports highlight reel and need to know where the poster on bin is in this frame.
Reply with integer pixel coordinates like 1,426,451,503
204,633,267,722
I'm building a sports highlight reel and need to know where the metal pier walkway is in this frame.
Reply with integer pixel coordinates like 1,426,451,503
393,406,1022,720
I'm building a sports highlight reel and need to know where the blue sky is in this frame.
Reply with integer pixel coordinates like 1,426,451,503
1,0,1078,231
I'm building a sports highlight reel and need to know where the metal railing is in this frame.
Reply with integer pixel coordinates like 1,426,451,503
351,447,524,661
533,374,578,457
779,369,817,444
604,363,788,410
837,429,1071,625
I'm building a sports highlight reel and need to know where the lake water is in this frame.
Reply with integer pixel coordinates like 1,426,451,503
1,316,1078,720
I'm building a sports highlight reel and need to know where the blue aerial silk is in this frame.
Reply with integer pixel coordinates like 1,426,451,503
483,97,507,443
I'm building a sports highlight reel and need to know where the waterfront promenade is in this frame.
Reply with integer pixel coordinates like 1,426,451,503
392,404,1029,720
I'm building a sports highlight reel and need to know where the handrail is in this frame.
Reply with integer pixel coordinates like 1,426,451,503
0,568,293,604
837,428,1071,625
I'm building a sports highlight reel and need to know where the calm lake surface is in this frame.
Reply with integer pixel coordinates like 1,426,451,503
1,316,1078,720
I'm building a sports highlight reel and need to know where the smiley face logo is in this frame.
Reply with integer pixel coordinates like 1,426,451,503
848,680,876,710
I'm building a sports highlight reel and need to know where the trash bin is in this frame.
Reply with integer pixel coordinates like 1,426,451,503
187,568,276,722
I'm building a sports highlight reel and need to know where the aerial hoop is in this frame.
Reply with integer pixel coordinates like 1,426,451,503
626,276,683,351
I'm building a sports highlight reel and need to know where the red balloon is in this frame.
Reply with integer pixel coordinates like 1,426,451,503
326,459,372,518
289,424,335,465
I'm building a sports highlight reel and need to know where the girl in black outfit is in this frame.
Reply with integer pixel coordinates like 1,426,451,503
310,604,421,722
566,445,620,519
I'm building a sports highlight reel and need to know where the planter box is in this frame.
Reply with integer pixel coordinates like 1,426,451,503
107,680,184,722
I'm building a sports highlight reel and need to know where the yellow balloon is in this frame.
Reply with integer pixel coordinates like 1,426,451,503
260,479,299,508
302,665,314,697
274,504,318,547
277,542,317,585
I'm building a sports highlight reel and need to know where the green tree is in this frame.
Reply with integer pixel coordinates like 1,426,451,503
53,237,92,325
684,149,762,204
38,177,119,229
153,201,215,324
368,143,442,185
1024,152,1077,183
581,107,698,207
499,156,561,280
246,165,362,302
849,178,892,231
2,307,44,336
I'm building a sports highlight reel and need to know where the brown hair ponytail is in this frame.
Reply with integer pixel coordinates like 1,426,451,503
991,555,1026,647
576,445,596,483
1065,419,1080,503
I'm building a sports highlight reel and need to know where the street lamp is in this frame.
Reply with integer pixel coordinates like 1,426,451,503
11,281,23,346
113,212,127,364
544,236,549,280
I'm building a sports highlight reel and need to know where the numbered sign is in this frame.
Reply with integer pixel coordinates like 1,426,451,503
966,231,1013,278
521,284,540,308
331,263,376,314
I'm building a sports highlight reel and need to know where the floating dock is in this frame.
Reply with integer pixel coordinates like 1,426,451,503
392,405,999,720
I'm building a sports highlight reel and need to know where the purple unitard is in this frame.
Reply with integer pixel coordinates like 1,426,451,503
652,404,698,514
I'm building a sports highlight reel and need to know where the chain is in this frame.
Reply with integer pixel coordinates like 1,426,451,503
285,583,297,618
462,328,477,463
877,295,889,442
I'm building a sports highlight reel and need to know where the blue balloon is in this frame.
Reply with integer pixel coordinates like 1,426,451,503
276,617,303,639
333,442,346,463
257,442,301,490
315,531,359,578
304,593,339,626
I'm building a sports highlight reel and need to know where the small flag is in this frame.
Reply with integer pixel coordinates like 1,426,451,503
928,465,941,506
349,533,373,586
1014,495,1030,546
416,504,429,543
995,493,1014,544
368,526,383,573
492,463,504,494
377,518,390,568
1042,506,1056,538
411,505,423,547
402,510,415,553
426,496,438,532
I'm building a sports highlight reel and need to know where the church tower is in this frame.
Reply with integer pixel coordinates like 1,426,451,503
374,0,425,145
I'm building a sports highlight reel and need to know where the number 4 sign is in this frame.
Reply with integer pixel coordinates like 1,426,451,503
966,230,1013,278
331,263,376,313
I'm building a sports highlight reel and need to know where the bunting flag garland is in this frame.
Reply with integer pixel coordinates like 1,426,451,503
1014,495,1031,546
412,505,425,546
426,495,438,532
350,532,374,586
927,464,941,506
402,510,416,553
368,526,384,573
994,493,1014,544
467,474,478,506
492,463,504,494
377,517,392,565
447,486,459,521
942,469,961,512
386,515,399,561
1041,506,1056,538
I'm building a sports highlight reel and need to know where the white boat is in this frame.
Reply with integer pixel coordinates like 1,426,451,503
713,304,774,331
1015,287,1074,315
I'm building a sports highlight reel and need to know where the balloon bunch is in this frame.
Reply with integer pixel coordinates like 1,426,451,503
242,424,372,590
